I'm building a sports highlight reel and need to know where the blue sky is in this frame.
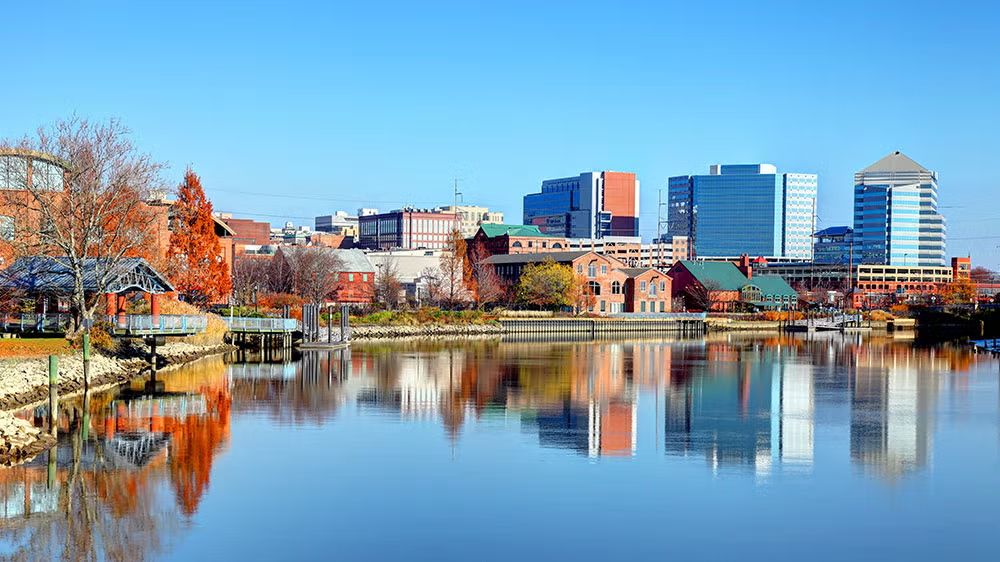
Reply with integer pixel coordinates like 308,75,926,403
3,0,998,267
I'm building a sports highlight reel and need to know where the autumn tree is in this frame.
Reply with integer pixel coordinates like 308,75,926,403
516,259,576,310
467,241,505,307
430,230,473,309
970,266,999,284
0,117,167,334
572,274,597,313
167,169,231,305
943,278,977,305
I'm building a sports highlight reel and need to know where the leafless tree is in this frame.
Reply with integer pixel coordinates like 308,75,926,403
372,255,404,309
685,279,723,311
0,117,167,334
276,247,342,303
231,254,271,307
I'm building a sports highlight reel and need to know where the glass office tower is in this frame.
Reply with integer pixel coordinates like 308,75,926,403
667,164,817,258
523,171,639,239
853,152,945,266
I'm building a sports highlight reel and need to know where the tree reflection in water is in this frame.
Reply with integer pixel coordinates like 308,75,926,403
0,355,231,561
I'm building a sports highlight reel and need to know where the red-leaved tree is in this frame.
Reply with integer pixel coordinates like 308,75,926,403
167,169,231,305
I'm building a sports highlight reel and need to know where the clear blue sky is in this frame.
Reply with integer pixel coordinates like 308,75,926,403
3,0,998,267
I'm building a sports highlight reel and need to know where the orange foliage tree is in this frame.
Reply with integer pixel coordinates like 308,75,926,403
167,169,231,305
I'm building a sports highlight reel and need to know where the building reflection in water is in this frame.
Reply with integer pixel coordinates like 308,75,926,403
0,334,984,558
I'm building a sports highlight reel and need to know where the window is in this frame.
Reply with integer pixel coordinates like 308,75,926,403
650,283,658,296
542,242,547,248
611,281,622,295
577,264,583,274
334,273,340,281
588,281,601,296
348,273,355,282
362,274,369,282
600,300,606,312
552,243,563,249
528,241,533,248
587,264,597,278
640,281,647,291
660,301,665,313
641,301,646,312
660,282,665,292
512,241,522,247
601,265,607,275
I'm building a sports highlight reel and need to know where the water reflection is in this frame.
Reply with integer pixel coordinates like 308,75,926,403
0,334,995,560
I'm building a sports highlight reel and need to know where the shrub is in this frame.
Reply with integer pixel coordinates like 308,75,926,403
69,321,117,354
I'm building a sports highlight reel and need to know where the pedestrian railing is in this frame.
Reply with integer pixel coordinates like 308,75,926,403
0,313,73,333
108,314,208,335
222,316,299,333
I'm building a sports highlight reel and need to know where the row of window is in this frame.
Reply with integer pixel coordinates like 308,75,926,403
333,273,370,282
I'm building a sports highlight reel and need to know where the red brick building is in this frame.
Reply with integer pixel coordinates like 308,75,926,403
470,224,568,256
620,268,673,313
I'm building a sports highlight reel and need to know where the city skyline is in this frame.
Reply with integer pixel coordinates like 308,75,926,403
1,1,996,267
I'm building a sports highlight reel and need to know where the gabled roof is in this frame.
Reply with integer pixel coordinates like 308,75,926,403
485,251,595,266
478,224,554,238
672,260,749,291
814,226,852,237
860,151,929,173
747,276,799,298
0,257,174,294
276,246,374,273
619,267,668,279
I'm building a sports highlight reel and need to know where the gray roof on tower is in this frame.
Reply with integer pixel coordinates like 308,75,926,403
860,151,929,173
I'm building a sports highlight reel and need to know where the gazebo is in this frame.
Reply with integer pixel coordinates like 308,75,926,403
0,256,175,331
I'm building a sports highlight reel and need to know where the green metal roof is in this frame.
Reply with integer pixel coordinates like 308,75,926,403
748,276,799,298
478,224,554,238
675,260,750,291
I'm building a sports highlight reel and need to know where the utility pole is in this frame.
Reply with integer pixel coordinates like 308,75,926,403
657,189,669,268
453,176,463,235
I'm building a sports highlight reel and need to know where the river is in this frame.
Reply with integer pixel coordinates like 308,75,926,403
1,332,998,561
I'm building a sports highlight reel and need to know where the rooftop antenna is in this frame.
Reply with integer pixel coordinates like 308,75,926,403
453,176,463,233
658,188,670,267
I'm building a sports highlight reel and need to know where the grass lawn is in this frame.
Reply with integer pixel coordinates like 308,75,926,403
0,337,72,359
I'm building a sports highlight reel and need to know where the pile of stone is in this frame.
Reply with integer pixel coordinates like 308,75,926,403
0,411,55,467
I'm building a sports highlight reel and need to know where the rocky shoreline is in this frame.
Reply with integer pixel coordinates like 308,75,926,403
351,323,504,340
0,341,234,466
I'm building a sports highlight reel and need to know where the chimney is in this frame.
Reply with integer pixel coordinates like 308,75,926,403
738,254,752,280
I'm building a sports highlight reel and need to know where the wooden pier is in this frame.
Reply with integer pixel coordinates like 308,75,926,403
499,314,707,338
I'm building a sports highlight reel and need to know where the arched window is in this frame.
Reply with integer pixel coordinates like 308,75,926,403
588,281,601,296
611,281,622,295
552,242,563,249
512,241,522,247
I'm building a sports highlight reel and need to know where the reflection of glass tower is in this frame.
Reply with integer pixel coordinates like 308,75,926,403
528,398,635,458
663,365,774,471
779,365,815,468
851,367,934,479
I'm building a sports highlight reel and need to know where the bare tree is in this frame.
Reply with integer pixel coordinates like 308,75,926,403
684,279,723,311
372,255,404,309
279,247,342,303
467,241,505,308
0,117,166,334
231,254,271,307
433,231,472,309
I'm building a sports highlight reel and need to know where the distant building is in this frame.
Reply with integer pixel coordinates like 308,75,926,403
469,224,566,256
813,226,856,265
358,208,458,251
565,236,690,269
439,205,504,239
314,211,359,237
853,151,945,266
217,215,272,246
668,164,817,259
523,171,640,238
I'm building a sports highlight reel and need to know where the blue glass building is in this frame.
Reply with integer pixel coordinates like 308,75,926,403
853,152,945,266
667,164,817,258
523,171,639,239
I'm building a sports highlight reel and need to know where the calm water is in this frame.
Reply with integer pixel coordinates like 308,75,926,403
1,333,999,561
